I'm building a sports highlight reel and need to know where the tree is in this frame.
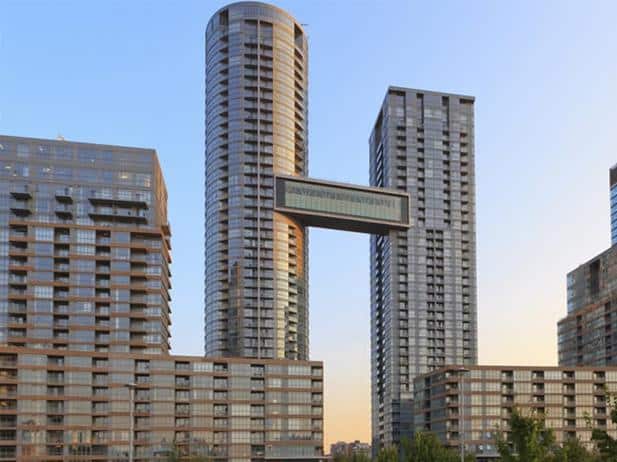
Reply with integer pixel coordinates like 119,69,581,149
374,445,399,462
162,441,213,462
401,432,475,462
591,392,617,461
333,453,371,462
551,438,597,462
494,408,556,462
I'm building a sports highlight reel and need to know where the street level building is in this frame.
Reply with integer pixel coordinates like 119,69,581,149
413,365,617,461
0,135,172,355
369,87,478,449
0,347,323,461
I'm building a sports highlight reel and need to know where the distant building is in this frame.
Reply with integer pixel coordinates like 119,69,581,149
610,165,617,245
413,365,617,461
557,164,617,367
330,440,371,458
558,244,617,366
369,87,478,449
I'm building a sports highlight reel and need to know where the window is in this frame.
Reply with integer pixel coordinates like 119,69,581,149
16,144,29,158
34,227,53,242
34,286,53,299
75,230,95,244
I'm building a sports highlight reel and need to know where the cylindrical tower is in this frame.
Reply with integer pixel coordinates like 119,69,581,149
205,2,309,359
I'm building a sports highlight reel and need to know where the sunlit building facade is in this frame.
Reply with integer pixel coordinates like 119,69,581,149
205,2,309,360
0,135,172,355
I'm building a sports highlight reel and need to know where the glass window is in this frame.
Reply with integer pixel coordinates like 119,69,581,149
34,227,53,242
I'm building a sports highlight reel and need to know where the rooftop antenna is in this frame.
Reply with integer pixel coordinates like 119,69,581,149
56,133,65,141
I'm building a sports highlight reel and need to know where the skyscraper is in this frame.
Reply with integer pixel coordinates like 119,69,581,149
369,87,478,448
0,135,172,354
205,2,309,360
610,164,617,245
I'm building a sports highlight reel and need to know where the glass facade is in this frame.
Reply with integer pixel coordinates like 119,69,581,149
414,366,617,460
369,88,478,450
558,244,617,366
0,348,323,461
205,2,309,360
610,165,617,245
0,135,171,355
275,177,408,225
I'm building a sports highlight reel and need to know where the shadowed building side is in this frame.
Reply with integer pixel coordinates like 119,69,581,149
369,87,478,450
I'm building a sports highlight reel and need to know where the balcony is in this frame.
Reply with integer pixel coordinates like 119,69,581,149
10,186,31,200
89,207,148,224
47,415,63,426
55,188,73,203
46,403,64,414
7,304,25,314
54,233,70,243
92,403,109,413
46,446,63,456
135,376,151,385
89,195,149,209
55,205,73,219
9,201,31,217
175,378,191,388
175,405,190,416
92,375,108,386
0,417,16,428
47,357,65,367
47,375,64,385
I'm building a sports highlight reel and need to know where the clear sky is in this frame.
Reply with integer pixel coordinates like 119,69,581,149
1,0,616,449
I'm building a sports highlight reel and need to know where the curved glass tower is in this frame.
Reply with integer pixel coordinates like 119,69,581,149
205,2,309,359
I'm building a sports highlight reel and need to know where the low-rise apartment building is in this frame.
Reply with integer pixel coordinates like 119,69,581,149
0,347,323,461
413,365,617,460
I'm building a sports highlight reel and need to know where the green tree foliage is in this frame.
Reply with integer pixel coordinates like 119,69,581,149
369,434,474,462
552,438,597,462
162,441,212,462
591,392,617,461
495,408,602,462
374,445,399,462
333,453,371,462
495,408,556,462
401,432,474,462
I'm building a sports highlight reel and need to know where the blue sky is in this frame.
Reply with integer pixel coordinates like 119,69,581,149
1,0,616,445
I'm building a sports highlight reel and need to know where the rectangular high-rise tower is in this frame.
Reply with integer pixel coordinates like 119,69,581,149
369,87,478,449
0,135,172,354
610,165,617,245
